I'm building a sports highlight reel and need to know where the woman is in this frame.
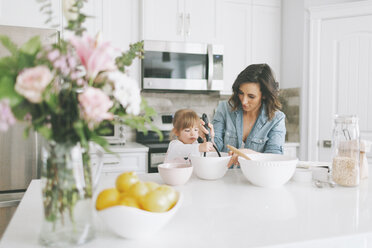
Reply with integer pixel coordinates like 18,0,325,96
212,64,286,166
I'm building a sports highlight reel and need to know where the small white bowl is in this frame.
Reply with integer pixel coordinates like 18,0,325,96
158,163,193,186
239,154,298,188
98,192,182,239
189,152,230,180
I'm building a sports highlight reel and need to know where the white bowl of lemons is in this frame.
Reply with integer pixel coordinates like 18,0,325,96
96,172,182,239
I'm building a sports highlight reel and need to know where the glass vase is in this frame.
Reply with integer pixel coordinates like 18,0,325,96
39,141,103,247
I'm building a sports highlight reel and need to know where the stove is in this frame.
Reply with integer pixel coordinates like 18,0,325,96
136,114,173,173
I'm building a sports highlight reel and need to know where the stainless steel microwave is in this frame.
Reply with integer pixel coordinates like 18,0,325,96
142,40,223,91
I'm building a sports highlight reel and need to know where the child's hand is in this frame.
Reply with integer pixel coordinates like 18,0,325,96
198,142,214,152
198,121,215,141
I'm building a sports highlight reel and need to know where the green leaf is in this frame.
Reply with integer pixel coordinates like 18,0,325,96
23,126,31,139
20,36,41,55
18,53,37,69
89,134,111,152
45,91,59,112
73,121,88,148
0,56,18,77
36,125,52,140
0,76,23,106
11,101,31,120
115,41,144,73
0,35,18,56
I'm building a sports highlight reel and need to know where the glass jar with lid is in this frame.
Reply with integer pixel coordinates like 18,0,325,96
331,115,360,187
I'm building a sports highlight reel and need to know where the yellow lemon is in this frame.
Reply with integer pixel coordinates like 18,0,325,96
141,190,171,212
96,188,120,211
118,195,140,209
116,171,139,193
145,181,159,191
156,185,178,209
128,181,149,200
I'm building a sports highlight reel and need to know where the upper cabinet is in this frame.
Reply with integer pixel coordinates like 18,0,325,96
141,0,217,43
0,0,61,29
251,2,281,81
101,0,141,81
216,0,281,93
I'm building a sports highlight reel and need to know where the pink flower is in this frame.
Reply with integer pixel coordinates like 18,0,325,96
47,49,60,61
15,66,53,103
0,99,16,131
78,87,113,127
70,33,117,79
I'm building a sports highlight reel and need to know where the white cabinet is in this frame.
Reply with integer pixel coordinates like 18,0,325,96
142,0,217,43
251,2,281,81
0,0,62,29
101,0,141,81
216,0,281,94
91,142,149,175
283,142,299,158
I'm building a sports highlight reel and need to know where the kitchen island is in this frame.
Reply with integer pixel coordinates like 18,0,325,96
1,169,372,248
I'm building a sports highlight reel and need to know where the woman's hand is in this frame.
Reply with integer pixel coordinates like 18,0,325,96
199,142,215,152
227,148,259,168
227,153,238,168
198,119,215,142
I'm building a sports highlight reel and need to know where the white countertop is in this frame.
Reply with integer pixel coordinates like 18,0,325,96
92,142,149,154
1,170,372,248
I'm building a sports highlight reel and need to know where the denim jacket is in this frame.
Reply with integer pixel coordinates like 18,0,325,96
212,101,286,154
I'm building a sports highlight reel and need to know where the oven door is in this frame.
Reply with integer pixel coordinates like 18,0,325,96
146,144,169,173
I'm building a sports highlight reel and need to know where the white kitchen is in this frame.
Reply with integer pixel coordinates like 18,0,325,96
0,0,372,247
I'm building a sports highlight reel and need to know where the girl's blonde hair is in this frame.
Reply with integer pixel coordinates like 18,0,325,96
171,109,200,138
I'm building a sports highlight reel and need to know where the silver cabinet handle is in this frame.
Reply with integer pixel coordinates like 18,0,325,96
177,13,184,35
207,44,213,90
185,13,191,36
104,161,120,165
0,199,20,208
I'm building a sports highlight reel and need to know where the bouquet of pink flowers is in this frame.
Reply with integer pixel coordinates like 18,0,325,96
0,1,161,245
0,0,158,150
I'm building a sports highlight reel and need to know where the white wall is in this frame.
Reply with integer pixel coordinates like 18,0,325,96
280,0,368,89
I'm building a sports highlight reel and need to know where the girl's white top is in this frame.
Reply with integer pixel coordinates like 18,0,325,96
164,139,201,163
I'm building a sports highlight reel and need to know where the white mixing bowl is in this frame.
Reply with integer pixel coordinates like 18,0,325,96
158,163,193,186
238,154,298,188
189,152,230,180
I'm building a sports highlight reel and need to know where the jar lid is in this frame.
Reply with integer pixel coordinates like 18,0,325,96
334,114,358,124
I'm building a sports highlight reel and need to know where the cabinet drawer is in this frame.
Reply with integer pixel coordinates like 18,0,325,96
101,153,147,173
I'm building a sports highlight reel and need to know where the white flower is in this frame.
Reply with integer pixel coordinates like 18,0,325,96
15,66,53,103
108,71,141,115
62,0,78,21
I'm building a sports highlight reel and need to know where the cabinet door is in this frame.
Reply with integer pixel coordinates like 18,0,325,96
251,4,281,80
0,0,61,29
142,0,184,42
102,0,141,84
93,152,148,174
81,0,103,37
184,0,217,43
216,0,251,93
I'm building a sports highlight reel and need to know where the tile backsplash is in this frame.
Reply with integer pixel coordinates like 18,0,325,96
126,90,300,143
125,91,228,141
279,88,300,143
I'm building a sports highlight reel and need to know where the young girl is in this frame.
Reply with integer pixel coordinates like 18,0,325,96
164,109,215,163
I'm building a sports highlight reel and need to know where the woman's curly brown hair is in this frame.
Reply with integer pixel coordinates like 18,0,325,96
228,63,281,120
